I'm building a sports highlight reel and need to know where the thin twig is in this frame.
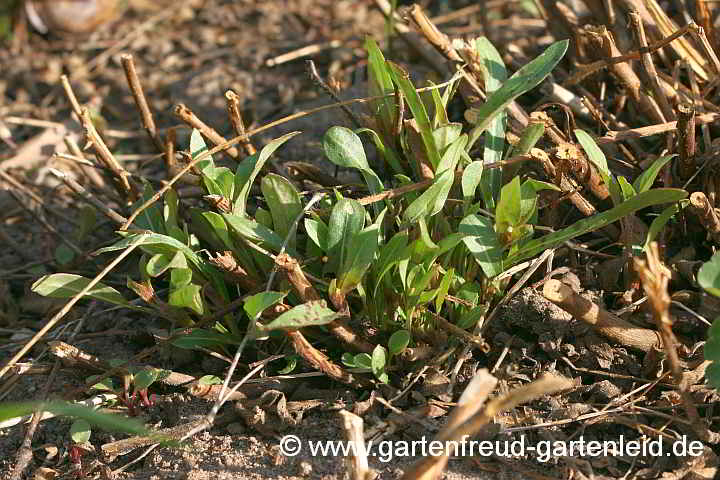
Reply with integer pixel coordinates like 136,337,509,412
120,53,164,152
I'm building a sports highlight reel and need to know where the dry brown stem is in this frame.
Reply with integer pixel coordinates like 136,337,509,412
542,279,661,352
225,90,257,156
402,371,571,480
628,10,674,121
207,251,260,291
634,243,719,443
120,53,164,152
584,26,665,124
79,108,136,200
598,113,720,144
566,21,694,85
276,253,374,354
287,330,370,388
403,369,497,480
339,410,374,480
554,143,610,202
689,191,720,244
101,419,205,462
50,168,129,225
63,135,106,188
174,103,240,160
676,103,697,182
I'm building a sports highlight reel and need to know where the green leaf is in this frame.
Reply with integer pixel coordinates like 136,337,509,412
131,180,165,234
519,180,540,225
457,304,487,329
233,131,301,216
644,200,688,251
32,274,130,307
133,368,164,391
164,188,180,230
170,267,193,289
403,168,455,224
575,129,623,205
387,62,441,169
190,129,214,172
70,419,91,444
327,198,365,271
198,375,223,385
353,353,372,370
89,376,116,392
146,251,187,278
704,317,720,388
324,126,370,171
617,176,637,201
436,133,466,175
198,211,234,250
699,251,720,297
323,126,384,211
261,173,303,246
506,188,688,265
259,301,341,332
338,221,383,294
371,345,388,378
244,291,287,319
54,243,75,266
430,83,450,127
169,284,203,315
459,215,504,278
372,232,410,295
278,356,299,374
435,268,455,312
223,213,289,254
305,218,329,252
705,361,720,389
171,328,241,349
365,37,396,136
169,269,203,315
495,176,522,232
356,127,403,175
475,37,507,207
255,207,273,229
94,233,203,271
633,155,674,194
0,402,148,436
341,352,356,368
466,40,569,149
462,161,484,211
508,121,545,157
433,124,463,155
575,129,609,178
388,329,411,357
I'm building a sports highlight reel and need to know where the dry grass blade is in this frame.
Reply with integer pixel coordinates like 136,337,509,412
401,372,571,480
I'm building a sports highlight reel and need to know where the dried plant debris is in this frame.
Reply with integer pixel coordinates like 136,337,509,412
5,0,720,479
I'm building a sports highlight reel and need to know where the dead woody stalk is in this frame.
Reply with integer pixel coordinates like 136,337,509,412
542,279,661,352
634,243,719,443
275,253,375,354
79,108,137,200
689,191,720,245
